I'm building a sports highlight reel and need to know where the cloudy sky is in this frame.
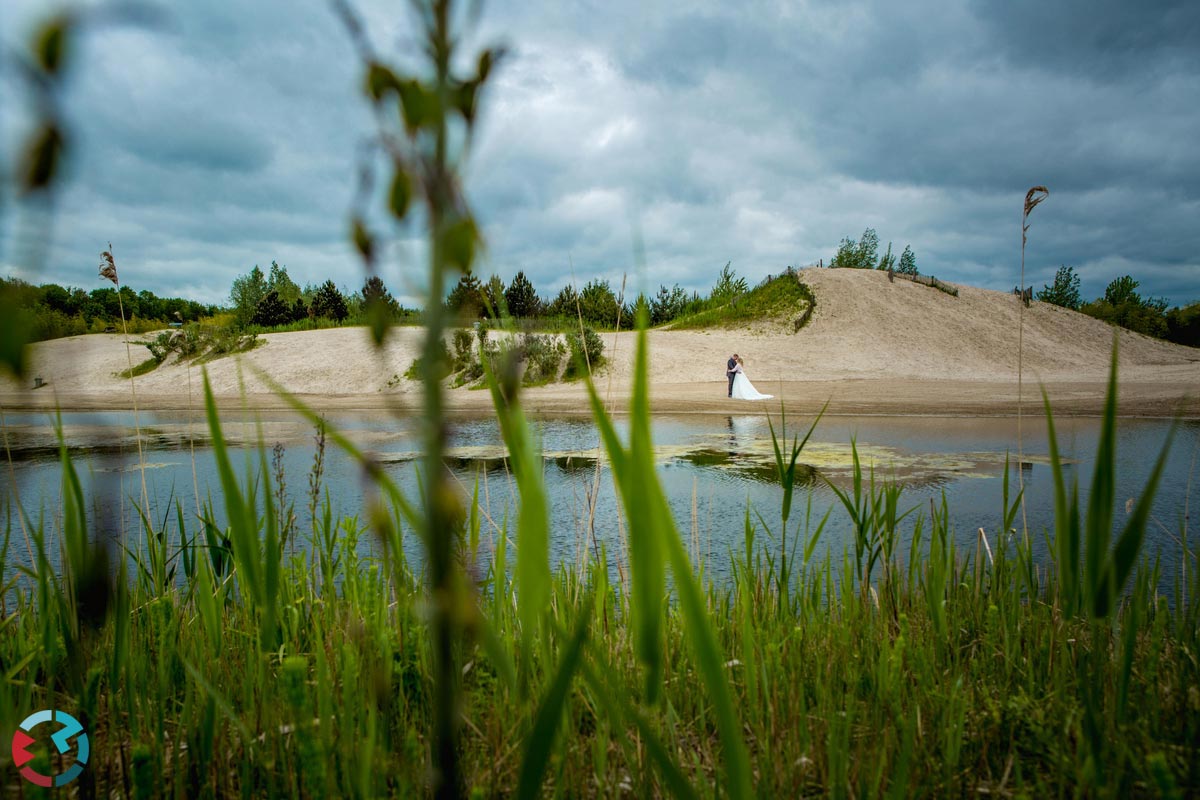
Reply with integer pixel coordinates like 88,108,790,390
2,0,1198,307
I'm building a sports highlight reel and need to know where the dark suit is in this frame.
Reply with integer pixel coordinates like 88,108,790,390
727,357,737,397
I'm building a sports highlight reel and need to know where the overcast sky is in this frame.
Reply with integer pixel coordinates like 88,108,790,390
2,0,1198,307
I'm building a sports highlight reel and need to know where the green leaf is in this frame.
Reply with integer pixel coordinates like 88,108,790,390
583,313,662,704
585,313,752,796
398,79,437,134
388,167,412,221
367,300,390,347
351,218,373,262
201,370,261,606
1095,422,1175,617
21,124,64,193
456,80,478,124
0,292,28,378
515,595,593,799
364,61,402,102
1042,389,1077,613
34,15,69,74
477,48,498,82
442,217,479,273
483,349,550,675
1084,340,1119,611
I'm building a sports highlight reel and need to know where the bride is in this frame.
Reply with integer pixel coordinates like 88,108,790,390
731,356,773,401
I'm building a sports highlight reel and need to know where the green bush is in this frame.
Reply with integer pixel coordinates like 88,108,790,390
452,329,474,371
577,280,623,328
565,326,604,378
521,333,566,384
1166,302,1200,347
1037,265,1082,310
1080,275,1170,338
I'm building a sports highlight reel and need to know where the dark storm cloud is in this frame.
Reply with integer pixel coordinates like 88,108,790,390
973,0,1200,79
2,0,1198,308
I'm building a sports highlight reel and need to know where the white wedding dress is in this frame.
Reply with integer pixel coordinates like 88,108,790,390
731,366,773,400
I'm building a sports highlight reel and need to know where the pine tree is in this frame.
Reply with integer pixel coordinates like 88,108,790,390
710,262,749,302
897,244,918,275
877,242,895,271
362,275,398,315
446,273,486,318
504,271,540,318
310,280,348,322
650,284,688,325
546,284,579,318
829,237,858,268
577,279,621,327
483,275,506,316
252,289,291,327
829,229,881,269
854,228,879,269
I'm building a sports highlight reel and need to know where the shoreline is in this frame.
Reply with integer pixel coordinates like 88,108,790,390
3,376,1196,419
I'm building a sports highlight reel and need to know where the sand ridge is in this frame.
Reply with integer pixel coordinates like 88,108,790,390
3,268,1197,417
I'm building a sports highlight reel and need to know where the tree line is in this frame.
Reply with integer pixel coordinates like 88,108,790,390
0,277,216,342
1036,265,1199,347
228,261,413,329
828,227,918,273
443,262,757,329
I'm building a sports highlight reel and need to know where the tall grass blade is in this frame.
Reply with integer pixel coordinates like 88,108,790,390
484,351,551,681
516,594,593,800
584,314,752,797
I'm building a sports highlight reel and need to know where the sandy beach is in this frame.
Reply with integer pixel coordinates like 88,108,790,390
4,268,1198,418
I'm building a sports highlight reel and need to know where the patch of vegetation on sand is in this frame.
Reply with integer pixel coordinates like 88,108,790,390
668,267,815,331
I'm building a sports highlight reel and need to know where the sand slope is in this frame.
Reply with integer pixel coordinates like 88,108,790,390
4,268,1198,416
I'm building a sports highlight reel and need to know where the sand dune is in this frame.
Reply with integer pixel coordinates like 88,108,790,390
3,268,1197,416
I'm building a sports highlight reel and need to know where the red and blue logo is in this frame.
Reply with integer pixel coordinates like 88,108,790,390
11,709,89,787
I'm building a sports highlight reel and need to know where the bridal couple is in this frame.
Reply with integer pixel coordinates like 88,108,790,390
726,354,773,401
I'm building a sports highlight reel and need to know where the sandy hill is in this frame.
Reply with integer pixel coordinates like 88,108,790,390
603,267,1197,384
3,267,1197,416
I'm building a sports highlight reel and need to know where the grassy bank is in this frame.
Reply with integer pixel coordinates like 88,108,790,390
668,270,814,331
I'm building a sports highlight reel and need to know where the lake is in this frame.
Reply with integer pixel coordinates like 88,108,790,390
2,409,1195,590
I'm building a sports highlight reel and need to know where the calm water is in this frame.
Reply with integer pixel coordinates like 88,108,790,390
2,409,1196,589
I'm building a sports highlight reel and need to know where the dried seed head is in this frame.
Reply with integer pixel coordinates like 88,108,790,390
99,244,118,284
1023,186,1049,219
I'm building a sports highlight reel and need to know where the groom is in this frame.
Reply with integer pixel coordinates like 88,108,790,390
726,353,738,398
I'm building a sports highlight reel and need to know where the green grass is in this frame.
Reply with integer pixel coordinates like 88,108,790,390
667,272,815,330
